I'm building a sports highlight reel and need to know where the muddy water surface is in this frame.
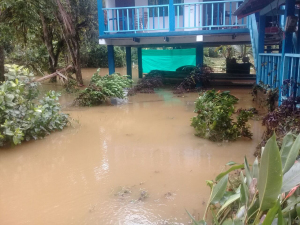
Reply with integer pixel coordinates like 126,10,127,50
0,68,263,225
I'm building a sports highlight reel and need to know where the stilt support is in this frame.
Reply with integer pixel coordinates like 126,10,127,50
107,45,115,75
196,43,204,66
126,47,132,78
137,47,143,79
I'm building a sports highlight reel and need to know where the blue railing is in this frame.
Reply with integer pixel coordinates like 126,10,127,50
281,54,300,99
102,0,245,34
258,53,300,102
258,53,282,89
248,14,258,69
103,5,169,33
174,0,246,30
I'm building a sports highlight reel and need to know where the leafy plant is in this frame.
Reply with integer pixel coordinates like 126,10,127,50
128,71,163,95
74,69,132,106
191,90,253,142
188,133,300,225
0,65,69,146
256,96,300,156
173,65,213,94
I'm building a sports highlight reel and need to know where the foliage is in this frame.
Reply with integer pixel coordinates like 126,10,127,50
128,72,163,96
252,82,279,112
191,90,253,142
173,65,213,94
74,70,132,106
0,65,69,146
256,96,300,156
81,45,127,68
188,133,300,225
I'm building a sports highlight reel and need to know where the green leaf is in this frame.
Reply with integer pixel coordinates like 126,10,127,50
281,162,300,193
221,219,234,225
281,134,300,174
226,161,237,166
240,172,249,206
247,198,260,220
244,157,252,187
210,175,229,204
211,208,220,225
217,192,240,217
258,134,283,211
282,197,300,214
185,209,206,225
278,206,285,225
252,157,259,179
262,199,280,225
216,165,244,181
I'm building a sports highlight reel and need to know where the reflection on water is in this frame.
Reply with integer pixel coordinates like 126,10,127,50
0,68,263,225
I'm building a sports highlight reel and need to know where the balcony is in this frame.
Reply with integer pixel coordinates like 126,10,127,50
99,0,249,39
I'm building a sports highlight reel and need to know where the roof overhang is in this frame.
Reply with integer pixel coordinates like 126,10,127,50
234,0,276,19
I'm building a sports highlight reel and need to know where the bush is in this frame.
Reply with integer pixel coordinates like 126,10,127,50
188,133,300,225
191,90,253,142
0,65,69,146
74,69,132,106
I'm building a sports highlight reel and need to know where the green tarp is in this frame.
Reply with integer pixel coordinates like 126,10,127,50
142,49,196,73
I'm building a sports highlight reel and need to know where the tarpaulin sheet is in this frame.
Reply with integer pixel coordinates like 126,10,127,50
142,49,196,73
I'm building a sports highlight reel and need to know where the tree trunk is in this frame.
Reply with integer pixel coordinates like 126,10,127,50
0,45,4,82
55,0,84,86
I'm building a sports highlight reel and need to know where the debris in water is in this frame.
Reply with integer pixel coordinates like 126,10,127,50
138,190,148,201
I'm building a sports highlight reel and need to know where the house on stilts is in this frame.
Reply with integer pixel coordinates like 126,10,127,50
97,0,300,104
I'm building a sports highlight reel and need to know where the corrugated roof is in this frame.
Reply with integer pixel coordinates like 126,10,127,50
234,0,276,19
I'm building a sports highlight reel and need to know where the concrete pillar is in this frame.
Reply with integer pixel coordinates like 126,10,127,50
107,45,115,75
126,47,132,78
196,43,204,66
137,47,143,78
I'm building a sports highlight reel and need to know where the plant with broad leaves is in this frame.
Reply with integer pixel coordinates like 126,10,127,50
0,65,69,147
74,69,133,106
188,133,300,225
191,90,253,142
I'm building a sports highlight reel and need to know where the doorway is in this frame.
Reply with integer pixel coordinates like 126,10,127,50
115,0,135,30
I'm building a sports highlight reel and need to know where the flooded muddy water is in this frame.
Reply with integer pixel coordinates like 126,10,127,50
0,68,263,225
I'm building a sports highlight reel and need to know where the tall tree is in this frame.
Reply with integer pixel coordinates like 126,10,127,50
53,0,98,86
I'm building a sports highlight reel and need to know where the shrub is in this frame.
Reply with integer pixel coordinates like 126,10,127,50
74,69,132,106
256,96,300,156
188,133,300,225
0,65,69,146
191,90,253,142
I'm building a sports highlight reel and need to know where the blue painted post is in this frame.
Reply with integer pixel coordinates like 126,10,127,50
126,47,132,78
97,0,105,36
280,0,296,103
138,48,143,78
169,0,175,31
196,43,204,66
297,17,300,53
107,45,115,75
257,14,266,84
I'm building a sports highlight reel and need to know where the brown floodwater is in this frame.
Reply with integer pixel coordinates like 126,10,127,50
0,68,263,225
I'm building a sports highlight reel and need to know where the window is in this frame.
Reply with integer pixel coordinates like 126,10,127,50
148,0,184,17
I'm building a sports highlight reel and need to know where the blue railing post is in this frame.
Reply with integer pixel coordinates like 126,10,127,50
297,19,300,53
280,0,296,103
97,0,105,36
126,47,132,79
138,48,143,78
257,14,266,84
107,45,115,75
169,0,175,31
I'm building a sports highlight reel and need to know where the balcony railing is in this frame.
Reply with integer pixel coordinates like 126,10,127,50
281,54,300,99
101,0,246,35
258,53,282,89
258,53,300,102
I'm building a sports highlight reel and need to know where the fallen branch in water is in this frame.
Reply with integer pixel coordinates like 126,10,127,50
33,65,73,83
